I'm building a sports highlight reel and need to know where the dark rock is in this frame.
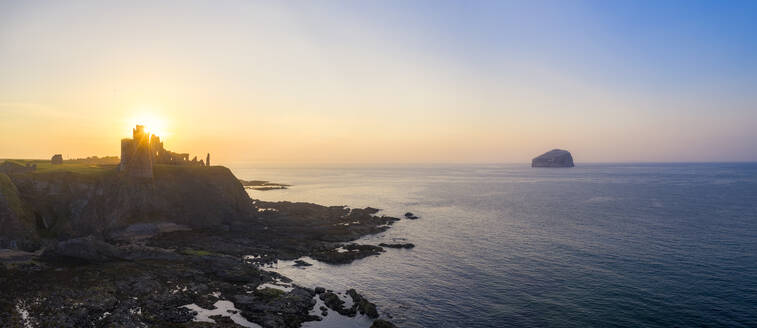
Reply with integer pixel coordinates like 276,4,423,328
531,149,575,168
293,259,312,267
347,289,379,318
379,243,415,249
314,287,326,294
311,244,384,264
319,292,344,310
42,236,124,262
371,319,398,328
404,212,419,219
365,207,380,214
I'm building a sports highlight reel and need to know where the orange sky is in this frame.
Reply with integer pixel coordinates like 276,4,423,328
2,1,756,164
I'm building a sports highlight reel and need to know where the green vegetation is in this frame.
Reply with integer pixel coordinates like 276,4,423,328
179,248,217,257
2,159,116,176
153,164,223,174
255,287,285,299
0,173,24,217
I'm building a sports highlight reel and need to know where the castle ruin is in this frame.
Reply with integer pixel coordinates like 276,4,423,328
120,125,209,178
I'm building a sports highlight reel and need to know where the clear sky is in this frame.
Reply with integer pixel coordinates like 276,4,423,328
1,0,756,163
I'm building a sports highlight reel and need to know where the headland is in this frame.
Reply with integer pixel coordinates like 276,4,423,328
0,127,404,327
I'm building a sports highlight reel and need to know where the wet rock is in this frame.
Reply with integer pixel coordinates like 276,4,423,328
233,294,256,304
310,244,384,264
239,286,318,327
365,207,380,214
347,289,379,319
319,292,344,310
42,235,123,262
320,305,328,317
404,212,419,220
314,287,326,294
293,259,312,267
371,319,399,328
379,243,415,249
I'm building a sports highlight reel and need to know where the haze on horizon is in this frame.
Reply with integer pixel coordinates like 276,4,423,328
1,0,756,164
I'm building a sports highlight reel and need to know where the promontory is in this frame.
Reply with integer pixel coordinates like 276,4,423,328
0,125,406,327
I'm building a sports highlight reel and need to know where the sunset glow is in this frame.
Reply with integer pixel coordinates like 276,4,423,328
128,108,169,139
1,1,756,163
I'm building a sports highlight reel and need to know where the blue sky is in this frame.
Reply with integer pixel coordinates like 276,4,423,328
1,0,755,162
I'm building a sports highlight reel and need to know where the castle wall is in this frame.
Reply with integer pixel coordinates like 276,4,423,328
120,139,133,172
120,125,208,178
129,126,153,178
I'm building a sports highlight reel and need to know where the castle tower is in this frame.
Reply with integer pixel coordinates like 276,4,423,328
120,125,153,178
120,139,133,171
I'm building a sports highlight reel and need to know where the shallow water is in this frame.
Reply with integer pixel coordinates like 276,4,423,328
183,300,261,328
231,163,757,328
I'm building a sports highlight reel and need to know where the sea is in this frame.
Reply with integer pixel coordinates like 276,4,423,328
229,163,757,328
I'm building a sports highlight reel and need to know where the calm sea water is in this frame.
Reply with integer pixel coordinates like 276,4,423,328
229,163,757,328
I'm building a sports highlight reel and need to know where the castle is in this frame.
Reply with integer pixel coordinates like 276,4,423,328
120,125,209,178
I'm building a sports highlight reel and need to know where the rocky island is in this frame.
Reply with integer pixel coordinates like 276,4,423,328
0,126,403,328
531,149,575,168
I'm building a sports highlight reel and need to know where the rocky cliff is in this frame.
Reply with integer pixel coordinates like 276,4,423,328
0,165,253,250
532,149,575,168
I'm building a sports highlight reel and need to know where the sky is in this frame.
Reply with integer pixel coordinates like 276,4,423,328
1,0,756,164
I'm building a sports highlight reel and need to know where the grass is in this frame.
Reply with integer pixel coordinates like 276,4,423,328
1,159,222,178
255,287,285,299
1,159,116,176
179,248,217,257
0,173,24,217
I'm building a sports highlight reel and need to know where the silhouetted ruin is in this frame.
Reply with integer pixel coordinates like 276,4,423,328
51,154,63,165
120,125,209,178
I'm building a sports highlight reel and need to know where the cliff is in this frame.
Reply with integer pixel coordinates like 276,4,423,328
532,149,575,168
0,165,253,250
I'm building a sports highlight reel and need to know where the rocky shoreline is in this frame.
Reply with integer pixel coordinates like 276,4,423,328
0,166,407,327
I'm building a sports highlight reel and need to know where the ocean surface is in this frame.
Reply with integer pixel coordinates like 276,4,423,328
229,163,757,328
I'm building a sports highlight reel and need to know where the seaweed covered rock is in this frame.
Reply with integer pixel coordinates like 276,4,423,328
371,319,398,328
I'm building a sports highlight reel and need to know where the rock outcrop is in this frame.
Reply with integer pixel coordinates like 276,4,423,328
532,149,575,168
0,166,252,249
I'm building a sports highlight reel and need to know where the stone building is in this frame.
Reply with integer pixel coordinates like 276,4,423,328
120,125,153,178
120,125,210,178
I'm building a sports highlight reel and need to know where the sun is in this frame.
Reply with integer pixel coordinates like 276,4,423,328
129,107,170,138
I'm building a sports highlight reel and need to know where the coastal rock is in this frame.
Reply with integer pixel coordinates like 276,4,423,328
0,163,401,328
41,236,183,263
347,289,379,318
371,319,399,328
310,244,384,264
293,259,312,267
531,149,575,168
404,212,419,219
2,166,252,246
0,173,38,251
42,235,124,262
379,243,415,249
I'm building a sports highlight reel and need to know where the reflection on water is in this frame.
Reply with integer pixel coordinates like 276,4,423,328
231,163,757,327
